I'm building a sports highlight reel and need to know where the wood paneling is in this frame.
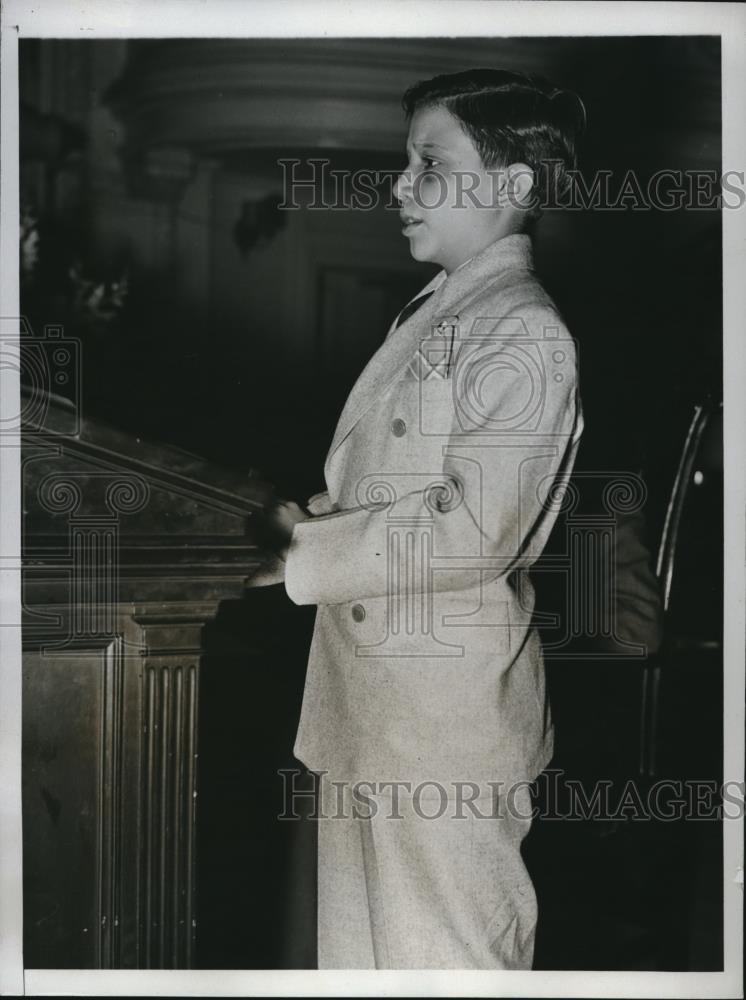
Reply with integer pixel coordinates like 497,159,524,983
22,389,272,968
22,633,134,967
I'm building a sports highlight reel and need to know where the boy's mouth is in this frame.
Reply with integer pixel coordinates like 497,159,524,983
400,213,424,234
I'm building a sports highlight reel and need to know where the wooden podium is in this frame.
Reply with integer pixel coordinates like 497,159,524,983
21,388,274,968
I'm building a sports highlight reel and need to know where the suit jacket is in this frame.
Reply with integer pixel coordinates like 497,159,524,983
285,234,583,795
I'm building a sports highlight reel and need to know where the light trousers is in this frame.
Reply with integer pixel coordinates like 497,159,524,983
316,775,538,969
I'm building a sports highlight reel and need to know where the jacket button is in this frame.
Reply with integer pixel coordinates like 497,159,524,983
391,418,407,437
351,603,366,622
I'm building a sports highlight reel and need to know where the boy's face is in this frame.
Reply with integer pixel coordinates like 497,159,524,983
395,104,510,274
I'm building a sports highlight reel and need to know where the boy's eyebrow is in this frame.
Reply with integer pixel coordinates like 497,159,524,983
405,139,451,155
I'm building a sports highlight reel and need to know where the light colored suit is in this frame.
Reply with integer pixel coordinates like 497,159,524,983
284,232,583,967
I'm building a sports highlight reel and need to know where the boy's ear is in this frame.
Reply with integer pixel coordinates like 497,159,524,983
496,162,534,209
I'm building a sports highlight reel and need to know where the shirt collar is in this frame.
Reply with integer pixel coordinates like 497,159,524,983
422,233,534,301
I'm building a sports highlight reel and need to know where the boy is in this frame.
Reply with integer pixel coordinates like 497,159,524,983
250,69,585,969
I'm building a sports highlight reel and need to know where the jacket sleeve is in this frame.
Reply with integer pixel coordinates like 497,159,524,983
285,307,582,607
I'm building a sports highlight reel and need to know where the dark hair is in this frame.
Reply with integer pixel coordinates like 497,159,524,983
401,68,586,216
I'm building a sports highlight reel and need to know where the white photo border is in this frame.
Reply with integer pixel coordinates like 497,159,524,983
1,2,743,997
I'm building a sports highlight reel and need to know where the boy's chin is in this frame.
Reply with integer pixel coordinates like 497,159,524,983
407,240,443,268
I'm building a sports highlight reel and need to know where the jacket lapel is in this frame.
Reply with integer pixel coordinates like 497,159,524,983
324,234,534,472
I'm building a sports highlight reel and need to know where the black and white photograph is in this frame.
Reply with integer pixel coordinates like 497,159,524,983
0,1,743,996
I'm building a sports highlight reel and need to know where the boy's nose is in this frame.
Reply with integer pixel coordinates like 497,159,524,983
394,169,413,204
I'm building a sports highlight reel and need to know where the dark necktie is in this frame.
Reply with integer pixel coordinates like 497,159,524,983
393,290,435,330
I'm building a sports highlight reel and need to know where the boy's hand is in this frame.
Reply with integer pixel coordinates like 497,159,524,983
306,490,336,516
244,552,286,588
252,498,309,561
